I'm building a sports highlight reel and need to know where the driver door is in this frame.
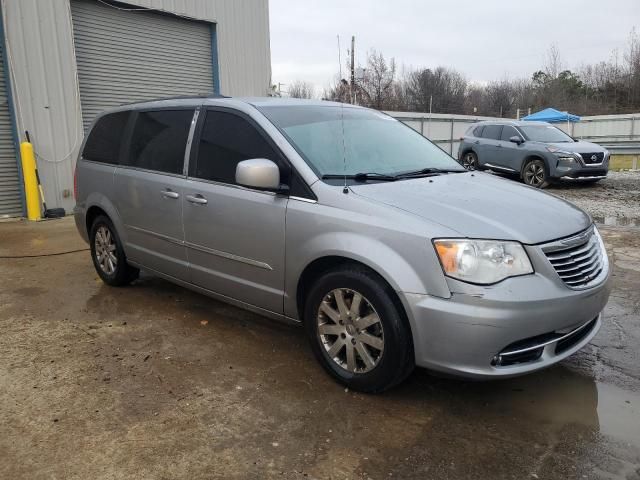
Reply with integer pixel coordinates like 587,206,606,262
182,108,288,314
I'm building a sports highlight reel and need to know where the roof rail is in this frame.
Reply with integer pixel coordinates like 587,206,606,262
118,93,230,106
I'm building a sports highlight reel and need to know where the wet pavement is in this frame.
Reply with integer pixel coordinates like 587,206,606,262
0,217,639,479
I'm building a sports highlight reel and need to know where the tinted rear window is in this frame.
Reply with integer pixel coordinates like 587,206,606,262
472,126,484,137
126,110,194,174
83,111,130,164
482,125,503,140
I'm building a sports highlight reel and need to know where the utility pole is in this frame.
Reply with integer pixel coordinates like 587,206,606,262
350,35,355,104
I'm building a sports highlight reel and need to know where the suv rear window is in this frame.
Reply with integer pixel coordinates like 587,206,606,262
126,110,194,175
83,111,130,164
482,125,503,140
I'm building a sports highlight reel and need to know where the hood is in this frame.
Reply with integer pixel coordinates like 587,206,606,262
542,140,607,153
350,172,591,244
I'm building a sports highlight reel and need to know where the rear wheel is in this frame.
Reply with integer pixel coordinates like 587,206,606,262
522,159,549,188
461,151,478,170
90,215,139,286
304,265,414,393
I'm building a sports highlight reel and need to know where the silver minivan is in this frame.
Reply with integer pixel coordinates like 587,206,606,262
74,97,611,392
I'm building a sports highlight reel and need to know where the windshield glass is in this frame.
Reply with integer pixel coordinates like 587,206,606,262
518,125,574,143
259,105,464,177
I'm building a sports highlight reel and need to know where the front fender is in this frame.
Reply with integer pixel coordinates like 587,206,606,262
284,202,451,318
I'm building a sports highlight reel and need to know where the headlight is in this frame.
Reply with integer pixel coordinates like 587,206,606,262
546,146,578,162
433,239,533,284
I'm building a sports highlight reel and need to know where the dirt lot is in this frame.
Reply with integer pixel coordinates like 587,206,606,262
1,200,639,478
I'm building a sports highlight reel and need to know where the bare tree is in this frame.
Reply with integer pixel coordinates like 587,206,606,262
323,78,351,103
356,50,397,110
405,66,467,113
288,80,315,99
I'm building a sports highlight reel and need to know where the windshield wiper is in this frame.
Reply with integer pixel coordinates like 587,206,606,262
321,172,398,182
393,167,465,179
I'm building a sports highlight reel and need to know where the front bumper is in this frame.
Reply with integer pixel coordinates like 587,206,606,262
401,262,611,379
549,153,609,180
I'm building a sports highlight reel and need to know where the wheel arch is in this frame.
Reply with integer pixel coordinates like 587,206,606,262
520,154,548,179
295,255,413,340
83,194,127,247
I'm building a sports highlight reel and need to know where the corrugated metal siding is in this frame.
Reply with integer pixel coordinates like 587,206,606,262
0,25,21,217
71,0,214,131
1,0,270,214
122,0,272,97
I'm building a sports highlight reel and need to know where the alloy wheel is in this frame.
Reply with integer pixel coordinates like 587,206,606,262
94,225,118,275
462,153,477,170
524,162,545,186
317,288,385,373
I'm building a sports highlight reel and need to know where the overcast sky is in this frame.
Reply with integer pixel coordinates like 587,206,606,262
269,0,640,95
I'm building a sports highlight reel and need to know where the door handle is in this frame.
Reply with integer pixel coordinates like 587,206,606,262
186,194,208,205
474,140,480,144
161,189,180,199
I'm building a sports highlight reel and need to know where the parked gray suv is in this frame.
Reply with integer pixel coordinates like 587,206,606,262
458,120,609,187
74,97,611,392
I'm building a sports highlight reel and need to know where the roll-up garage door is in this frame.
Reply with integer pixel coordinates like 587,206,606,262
0,36,21,218
71,0,214,132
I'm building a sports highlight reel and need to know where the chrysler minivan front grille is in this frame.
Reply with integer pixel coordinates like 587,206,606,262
542,227,606,289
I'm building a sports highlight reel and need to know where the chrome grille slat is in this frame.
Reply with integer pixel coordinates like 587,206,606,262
548,244,597,266
542,228,606,289
561,258,602,280
554,254,600,274
545,240,594,261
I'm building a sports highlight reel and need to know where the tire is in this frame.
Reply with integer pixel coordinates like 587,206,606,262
461,151,478,171
89,215,139,286
522,159,549,188
304,265,414,393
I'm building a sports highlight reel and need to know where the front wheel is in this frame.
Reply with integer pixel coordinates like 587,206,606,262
522,159,549,188
304,266,414,393
461,151,478,170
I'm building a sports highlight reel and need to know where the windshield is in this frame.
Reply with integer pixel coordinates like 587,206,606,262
518,125,574,143
259,105,464,178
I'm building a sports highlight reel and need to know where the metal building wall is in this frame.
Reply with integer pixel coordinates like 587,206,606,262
0,0,271,213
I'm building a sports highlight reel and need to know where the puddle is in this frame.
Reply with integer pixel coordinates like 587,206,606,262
597,382,640,447
593,215,640,227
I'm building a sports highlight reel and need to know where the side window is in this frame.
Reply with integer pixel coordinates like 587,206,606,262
83,111,130,164
126,110,194,174
482,125,503,140
472,126,484,137
500,126,520,141
191,110,281,184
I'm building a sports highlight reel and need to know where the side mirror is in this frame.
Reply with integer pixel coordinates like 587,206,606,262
509,135,523,145
235,158,282,191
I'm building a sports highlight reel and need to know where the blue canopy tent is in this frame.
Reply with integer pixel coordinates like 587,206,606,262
521,108,580,123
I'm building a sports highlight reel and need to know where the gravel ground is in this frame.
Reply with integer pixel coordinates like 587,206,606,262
547,171,640,226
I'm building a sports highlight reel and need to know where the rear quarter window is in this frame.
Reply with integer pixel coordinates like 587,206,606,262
482,125,503,140
472,126,484,137
82,111,131,164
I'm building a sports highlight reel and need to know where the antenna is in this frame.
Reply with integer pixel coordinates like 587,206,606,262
337,35,348,194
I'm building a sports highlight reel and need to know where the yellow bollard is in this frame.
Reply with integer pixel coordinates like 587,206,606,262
20,141,41,221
